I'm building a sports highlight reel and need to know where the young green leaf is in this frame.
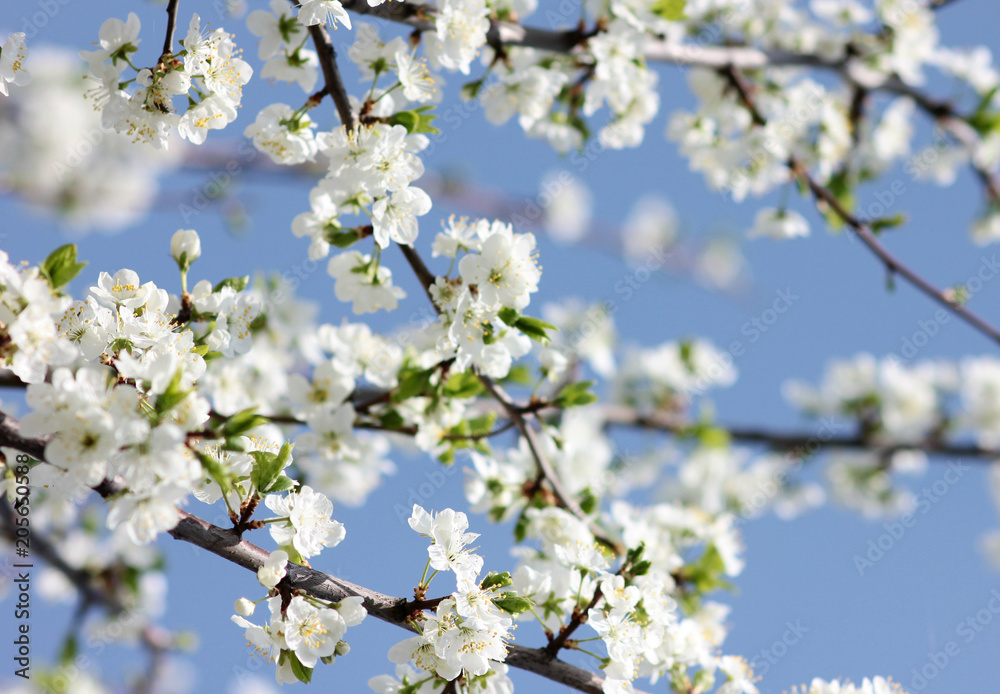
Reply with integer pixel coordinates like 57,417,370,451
40,244,88,289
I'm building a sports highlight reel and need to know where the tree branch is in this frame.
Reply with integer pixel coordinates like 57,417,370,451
477,375,623,553
306,23,357,130
161,0,181,60
398,243,438,302
599,405,1000,461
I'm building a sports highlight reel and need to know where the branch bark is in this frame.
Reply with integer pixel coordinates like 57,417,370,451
161,0,181,60
599,405,1000,461
306,23,357,130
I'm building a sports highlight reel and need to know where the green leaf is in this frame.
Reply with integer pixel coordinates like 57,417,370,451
513,511,529,543
40,244,88,289
492,594,534,614
266,475,296,493
870,213,906,234
554,380,598,408
285,651,313,684
388,108,441,135
632,560,652,577
412,105,440,134
461,79,485,100
221,407,268,439
498,307,519,327
388,110,418,132
967,86,1000,135
650,0,687,20
466,412,497,437
329,231,361,248
501,364,533,386
394,367,436,402
58,634,78,665
821,170,854,230
481,571,513,590
213,276,250,293
379,409,405,430
514,315,558,344
197,451,236,497
697,426,730,449
444,371,485,398
250,441,293,494
680,544,737,602
154,369,189,417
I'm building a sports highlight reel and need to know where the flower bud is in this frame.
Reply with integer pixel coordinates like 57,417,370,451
234,597,255,617
171,229,201,270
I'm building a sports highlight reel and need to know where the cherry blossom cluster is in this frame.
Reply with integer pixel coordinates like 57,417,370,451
783,352,1000,524
499,501,755,694
376,505,519,691
3,0,1000,250
81,13,252,148
232,550,367,684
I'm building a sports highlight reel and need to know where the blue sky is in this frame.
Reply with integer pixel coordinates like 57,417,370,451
3,0,1000,692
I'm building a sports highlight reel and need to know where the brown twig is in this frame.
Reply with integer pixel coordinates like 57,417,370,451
478,375,623,552
398,243,438,303
161,0,181,60
599,405,1000,461
306,23,357,130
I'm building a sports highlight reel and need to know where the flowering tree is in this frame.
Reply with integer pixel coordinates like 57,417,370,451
2,1,1000,693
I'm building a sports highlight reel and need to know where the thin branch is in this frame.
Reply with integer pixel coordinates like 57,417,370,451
599,405,1000,461
306,23,357,130
0,410,49,460
545,584,603,657
161,0,182,60
398,243,438,303
798,163,1000,344
720,65,1000,348
478,375,623,552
